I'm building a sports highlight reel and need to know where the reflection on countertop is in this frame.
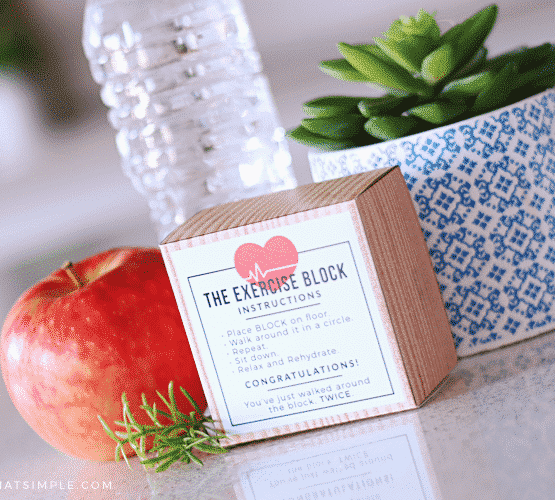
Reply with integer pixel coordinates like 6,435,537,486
2,328,553,499
229,413,440,500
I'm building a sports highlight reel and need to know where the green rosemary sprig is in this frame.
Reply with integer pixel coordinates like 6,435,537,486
98,382,228,472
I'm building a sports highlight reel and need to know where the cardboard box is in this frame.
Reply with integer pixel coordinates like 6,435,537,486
160,166,457,445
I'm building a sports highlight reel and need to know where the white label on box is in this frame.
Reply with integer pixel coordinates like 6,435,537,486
169,210,407,434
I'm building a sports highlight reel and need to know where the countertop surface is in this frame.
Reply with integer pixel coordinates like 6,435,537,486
1,328,554,499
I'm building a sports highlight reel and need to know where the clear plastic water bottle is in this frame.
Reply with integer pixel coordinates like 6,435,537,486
82,0,296,240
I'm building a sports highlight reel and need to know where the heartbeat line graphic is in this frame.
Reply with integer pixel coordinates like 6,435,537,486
246,262,297,282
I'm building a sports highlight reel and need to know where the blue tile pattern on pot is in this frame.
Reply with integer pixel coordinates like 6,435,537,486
309,89,555,356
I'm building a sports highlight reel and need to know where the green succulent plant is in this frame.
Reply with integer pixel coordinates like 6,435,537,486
287,5,555,151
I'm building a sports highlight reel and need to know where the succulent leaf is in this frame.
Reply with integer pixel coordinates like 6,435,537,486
303,96,366,117
484,43,554,73
364,116,427,140
452,46,488,79
415,9,441,40
385,9,440,42
337,42,432,96
441,71,494,97
421,44,456,83
408,100,467,124
383,19,407,43
518,73,555,97
374,36,436,74
358,95,420,117
286,125,359,151
301,114,366,139
374,9,440,73
444,5,498,71
472,62,518,113
511,56,555,94
319,59,368,81
354,44,393,59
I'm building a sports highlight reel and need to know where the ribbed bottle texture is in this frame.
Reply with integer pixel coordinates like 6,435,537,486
83,0,296,239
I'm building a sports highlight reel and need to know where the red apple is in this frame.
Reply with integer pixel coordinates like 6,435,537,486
0,247,206,461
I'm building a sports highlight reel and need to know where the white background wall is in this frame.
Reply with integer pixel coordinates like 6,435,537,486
1,0,555,360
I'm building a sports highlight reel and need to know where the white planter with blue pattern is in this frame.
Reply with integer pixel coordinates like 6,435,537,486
309,89,555,356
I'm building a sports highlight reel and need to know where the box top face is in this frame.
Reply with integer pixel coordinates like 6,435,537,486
162,167,395,243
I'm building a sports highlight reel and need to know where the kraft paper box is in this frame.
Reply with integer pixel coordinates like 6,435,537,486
160,166,457,445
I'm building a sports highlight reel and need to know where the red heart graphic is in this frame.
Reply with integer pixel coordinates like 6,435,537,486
234,236,298,292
